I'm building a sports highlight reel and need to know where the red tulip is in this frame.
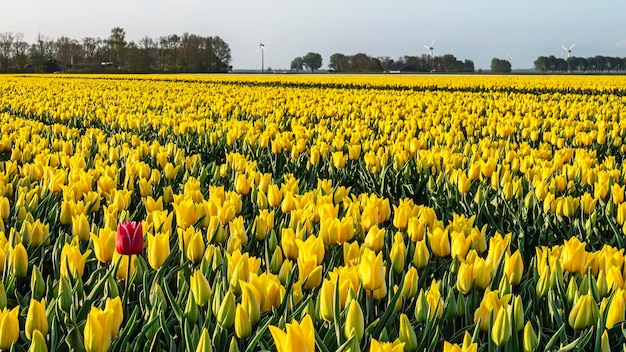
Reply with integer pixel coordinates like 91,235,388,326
116,221,144,255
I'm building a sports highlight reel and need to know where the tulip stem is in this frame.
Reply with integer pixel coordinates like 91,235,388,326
124,254,132,318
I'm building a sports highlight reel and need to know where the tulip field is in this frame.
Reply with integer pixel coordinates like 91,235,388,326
2,74,626,352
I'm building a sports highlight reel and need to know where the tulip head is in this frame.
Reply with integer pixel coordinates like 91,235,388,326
491,307,511,346
0,306,19,350
568,293,599,330
25,298,49,340
344,299,364,341
116,221,143,255
10,242,29,278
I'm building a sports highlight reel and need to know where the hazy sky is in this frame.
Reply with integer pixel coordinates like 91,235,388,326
2,0,625,70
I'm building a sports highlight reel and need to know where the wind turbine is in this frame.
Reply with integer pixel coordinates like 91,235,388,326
561,43,576,58
257,41,266,73
424,38,436,59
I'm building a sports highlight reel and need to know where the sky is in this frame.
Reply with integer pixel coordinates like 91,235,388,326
2,0,626,70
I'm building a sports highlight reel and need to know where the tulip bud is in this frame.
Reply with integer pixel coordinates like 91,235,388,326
187,230,206,263
498,275,511,296
601,329,610,352
148,232,170,270
401,266,419,299
241,282,260,326
234,304,252,339
523,321,538,352
318,279,334,322
270,246,283,274
456,292,466,317
443,290,457,320
212,287,223,318
29,329,48,352
456,262,474,294
185,293,199,325
58,276,73,312
228,337,239,352
190,270,211,307
414,289,429,324
568,294,599,330
60,201,72,225
10,243,28,278
0,306,20,350
399,313,418,352
195,328,213,352
344,300,364,341
491,308,511,346
0,197,9,220
512,296,524,332
72,213,91,242
504,250,524,286
31,265,46,299
566,277,578,305
390,232,405,273
25,298,49,340
536,268,550,298
218,290,236,329
106,274,119,299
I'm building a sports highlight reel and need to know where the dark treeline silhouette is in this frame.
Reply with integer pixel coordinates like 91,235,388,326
491,58,512,73
327,52,474,73
534,55,626,73
0,27,232,73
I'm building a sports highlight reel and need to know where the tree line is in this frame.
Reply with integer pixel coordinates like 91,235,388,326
534,55,626,73
0,27,232,73
321,52,474,73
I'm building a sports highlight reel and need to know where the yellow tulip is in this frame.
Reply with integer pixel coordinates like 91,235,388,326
399,313,418,351
195,328,213,352
10,242,29,278
523,321,538,352
332,151,347,169
359,248,385,292
0,306,19,350
606,290,625,328
428,227,450,257
29,329,48,352
148,232,170,270
0,197,10,220
369,338,405,352
456,262,474,294
504,250,524,286
235,174,251,195
83,307,113,352
91,227,116,263
560,237,587,274
401,266,419,299
234,304,252,339
217,290,236,329
25,298,48,340
269,315,315,352
491,306,511,346
254,209,274,240
344,299,364,341
364,225,385,253
568,293,599,330
173,198,196,229
191,270,212,307
240,282,261,325
186,229,206,263
390,232,405,273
